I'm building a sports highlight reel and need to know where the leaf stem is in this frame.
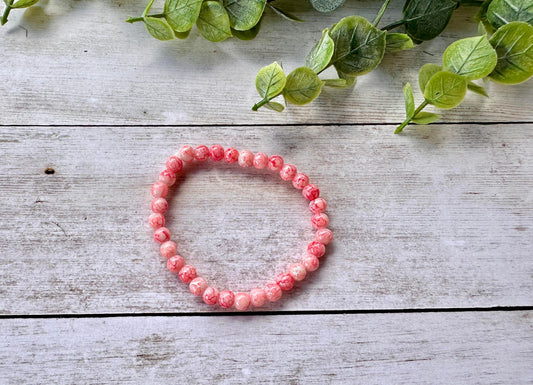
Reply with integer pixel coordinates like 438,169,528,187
1,0,14,26
372,0,393,28
252,98,269,111
395,100,429,134
126,13,165,23
382,19,405,31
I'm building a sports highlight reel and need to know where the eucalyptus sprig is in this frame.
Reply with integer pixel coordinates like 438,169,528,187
1,0,39,26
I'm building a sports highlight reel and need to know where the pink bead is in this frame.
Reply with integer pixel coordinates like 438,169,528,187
234,292,251,311
194,145,210,162
280,164,297,181
311,213,329,229
268,155,284,171
292,173,309,189
238,150,254,167
177,145,195,162
189,277,208,296
209,144,225,161
289,263,307,282
316,228,333,244
160,241,177,258
249,288,267,307
307,240,326,257
203,287,219,305
153,227,171,243
265,283,282,302
151,182,169,198
159,169,176,186
178,265,197,283
167,255,185,273
253,152,268,169
224,147,239,163
218,290,235,309
276,272,295,291
303,184,320,201
151,197,168,214
309,198,327,214
148,213,165,229
302,254,319,272
166,156,183,173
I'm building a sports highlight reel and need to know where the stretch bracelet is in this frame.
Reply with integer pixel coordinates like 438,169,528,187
148,145,333,310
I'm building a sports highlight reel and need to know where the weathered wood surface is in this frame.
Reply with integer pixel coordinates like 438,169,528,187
1,312,531,384
0,124,531,314
0,1,532,126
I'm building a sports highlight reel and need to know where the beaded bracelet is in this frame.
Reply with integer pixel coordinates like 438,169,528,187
148,145,333,310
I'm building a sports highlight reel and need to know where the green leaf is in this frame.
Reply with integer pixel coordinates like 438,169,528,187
323,78,350,87
232,20,261,40
423,71,468,109
164,0,203,32
487,0,533,30
196,1,232,42
329,16,386,76
467,81,488,97
411,111,442,124
11,0,39,8
442,35,497,80
489,21,533,84
309,0,345,12
144,17,175,41
223,0,265,31
403,83,415,117
336,68,357,87
283,67,324,105
385,33,415,53
255,62,286,100
403,0,457,42
305,28,335,74
174,29,191,39
475,0,496,34
264,101,285,112
418,63,442,93
267,3,303,22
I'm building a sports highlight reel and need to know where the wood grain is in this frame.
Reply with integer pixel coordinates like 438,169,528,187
0,1,531,126
1,311,531,384
0,124,531,314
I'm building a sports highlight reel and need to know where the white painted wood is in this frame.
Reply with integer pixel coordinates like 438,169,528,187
1,311,531,384
0,124,531,314
0,1,531,126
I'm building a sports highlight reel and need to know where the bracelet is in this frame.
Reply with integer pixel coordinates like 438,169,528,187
148,145,333,310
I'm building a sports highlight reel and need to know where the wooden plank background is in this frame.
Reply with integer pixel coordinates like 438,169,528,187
0,0,532,383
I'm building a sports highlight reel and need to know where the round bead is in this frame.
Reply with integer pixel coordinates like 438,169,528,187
209,144,225,161
264,283,282,302
148,213,165,229
311,213,329,229
253,152,268,169
218,290,235,309
189,277,208,296
203,287,219,305
234,292,251,311
153,227,171,243
167,255,185,273
159,169,176,186
178,265,197,284
194,145,210,162
249,288,267,307
315,228,333,245
151,182,169,198
292,173,309,189
151,197,168,214
288,263,307,282
166,156,183,173
160,241,177,258
238,150,254,167
307,240,326,257
177,145,195,162
309,198,327,214
302,254,319,272
276,272,295,291
224,148,239,163
280,164,297,181
268,155,284,171
303,184,320,201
